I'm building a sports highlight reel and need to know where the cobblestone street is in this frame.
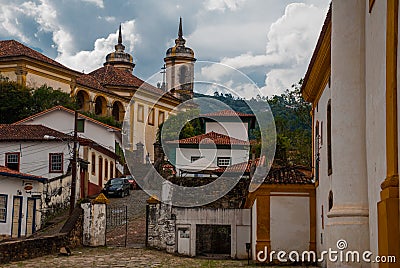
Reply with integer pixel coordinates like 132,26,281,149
106,189,148,246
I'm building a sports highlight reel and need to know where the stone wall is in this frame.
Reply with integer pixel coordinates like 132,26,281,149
0,207,83,264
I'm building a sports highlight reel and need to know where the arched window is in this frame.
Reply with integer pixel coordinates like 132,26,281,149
105,159,108,180
112,101,124,122
76,90,89,111
327,100,332,175
110,161,114,178
95,96,107,116
91,153,96,175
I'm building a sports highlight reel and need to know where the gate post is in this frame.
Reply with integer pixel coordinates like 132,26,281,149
81,193,109,246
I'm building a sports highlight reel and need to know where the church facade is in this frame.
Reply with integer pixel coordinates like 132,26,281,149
302,1,399,267
0,19,195,162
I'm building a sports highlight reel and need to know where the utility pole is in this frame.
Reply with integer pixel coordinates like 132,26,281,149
69,110,78,215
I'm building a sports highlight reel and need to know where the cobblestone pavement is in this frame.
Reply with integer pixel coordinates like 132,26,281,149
106,189,148,246
1,246,316,268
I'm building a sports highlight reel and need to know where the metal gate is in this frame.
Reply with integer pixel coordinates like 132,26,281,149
106,205,128,247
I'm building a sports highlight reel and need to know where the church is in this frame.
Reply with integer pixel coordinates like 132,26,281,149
0,18,196,162
302,1,399,267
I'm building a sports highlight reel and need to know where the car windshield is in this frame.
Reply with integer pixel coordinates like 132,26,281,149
109,178,123,185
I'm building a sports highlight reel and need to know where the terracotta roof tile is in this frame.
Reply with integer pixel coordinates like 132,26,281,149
263,166,313,184
0,40,71,70
166,131,250,146
0,166,45,181
0,124,73,141
87,65,178,100
200,110,255,118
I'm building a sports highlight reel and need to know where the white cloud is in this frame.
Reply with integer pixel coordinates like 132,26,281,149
204,0,246,11
82,0,104,8
200,3,326,97
55,20,139,73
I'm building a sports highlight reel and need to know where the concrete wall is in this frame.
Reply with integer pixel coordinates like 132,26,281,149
270,194,310,253
81,203,106,246
173,207,251,259
206,121,249,141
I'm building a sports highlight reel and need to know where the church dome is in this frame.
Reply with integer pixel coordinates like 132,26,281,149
104,25,135,72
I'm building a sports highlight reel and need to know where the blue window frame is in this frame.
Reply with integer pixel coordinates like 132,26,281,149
0,194,7,223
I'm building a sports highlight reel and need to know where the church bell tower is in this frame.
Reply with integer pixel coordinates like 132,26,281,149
164,18,196,101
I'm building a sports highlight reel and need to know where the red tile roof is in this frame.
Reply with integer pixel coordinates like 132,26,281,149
86,65,178,100
0,40,71,70
264,166,312,184
214,158,260,174
0,124,73,141
0,165,45,182
13,105,121,131
166,131,250,145
200,110,255,118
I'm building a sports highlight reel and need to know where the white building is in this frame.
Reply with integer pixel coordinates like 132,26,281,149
301,2,400,267
166,110,255,175
0,166,45,239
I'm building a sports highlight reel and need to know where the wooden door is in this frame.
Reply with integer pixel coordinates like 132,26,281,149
11,196,22,238
25,198,36,236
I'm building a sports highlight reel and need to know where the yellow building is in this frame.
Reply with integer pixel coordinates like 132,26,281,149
302,2,399,267
0,20,195,162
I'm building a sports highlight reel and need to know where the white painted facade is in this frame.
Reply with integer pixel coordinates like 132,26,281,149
175,147,249,174
205,121,249,141
0,175,42,238
15,107,121,153
270,194,310,253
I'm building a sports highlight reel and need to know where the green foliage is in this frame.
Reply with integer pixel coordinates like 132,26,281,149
79,111,122,129
0,77,77,124
196,79,312,167
157,108,203,142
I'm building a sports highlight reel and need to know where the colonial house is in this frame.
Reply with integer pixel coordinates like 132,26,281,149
0,166,45,240
0,124,75,235
13,105,124,183
0,18,195,162
165,110,255,176
301,2,400,267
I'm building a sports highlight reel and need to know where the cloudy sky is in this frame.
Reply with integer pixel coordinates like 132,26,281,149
0,0,330,98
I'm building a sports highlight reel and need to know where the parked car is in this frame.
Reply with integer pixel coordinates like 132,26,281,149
102,178,130,197
125,175,137,190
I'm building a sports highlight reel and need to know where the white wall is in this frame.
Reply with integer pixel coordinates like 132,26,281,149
0,176,42,237
365,0,388,262
313,83,331,261
173,207,251,259
206,121,249,141
19,109,121,152
175,147,249,173
270,194,310,253
0,141,72,180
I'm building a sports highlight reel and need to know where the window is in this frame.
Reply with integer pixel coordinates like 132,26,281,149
5,153,20,171
148,108,155,125
49,153,63,173
327,100,332,175
0,195,7,223
137,104,144,122
217,157,231,167
158,111,165,126
191,156,201,162
110,161,114,178
77,119,85,133
91,153,96,175
105,159,108,180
